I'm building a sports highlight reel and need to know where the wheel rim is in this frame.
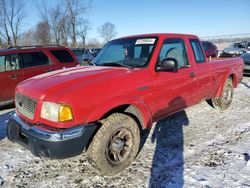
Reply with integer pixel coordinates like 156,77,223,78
106,128,133,165
223,83,233,104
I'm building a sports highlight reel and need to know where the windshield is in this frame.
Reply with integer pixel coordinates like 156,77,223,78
93,37,157,68
233,42,246,49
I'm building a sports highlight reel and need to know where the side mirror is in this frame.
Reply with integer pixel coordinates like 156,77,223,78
157,58,178,72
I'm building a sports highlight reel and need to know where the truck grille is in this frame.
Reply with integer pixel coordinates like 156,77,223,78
15,93,38,120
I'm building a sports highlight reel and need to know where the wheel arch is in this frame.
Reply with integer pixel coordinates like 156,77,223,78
229,73,238,88
216,73,236,97
86,96,153,130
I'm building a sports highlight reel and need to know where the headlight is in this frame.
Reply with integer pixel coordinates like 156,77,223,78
41,102,74,122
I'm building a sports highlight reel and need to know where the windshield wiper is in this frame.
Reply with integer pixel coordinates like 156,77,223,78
102,62,134,69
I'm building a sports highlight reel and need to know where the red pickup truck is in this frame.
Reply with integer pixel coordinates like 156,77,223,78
7,33,243,175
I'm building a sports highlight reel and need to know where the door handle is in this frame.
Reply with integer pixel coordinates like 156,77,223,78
9,74,18,80
189,72,196,77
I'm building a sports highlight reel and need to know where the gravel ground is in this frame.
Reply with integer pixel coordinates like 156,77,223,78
0,77,250,188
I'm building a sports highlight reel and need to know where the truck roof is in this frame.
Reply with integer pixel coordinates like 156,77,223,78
117,33,199,40
0,46,70,54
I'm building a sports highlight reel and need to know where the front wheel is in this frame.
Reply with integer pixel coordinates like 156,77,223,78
207,77,234,110
87,113,140,176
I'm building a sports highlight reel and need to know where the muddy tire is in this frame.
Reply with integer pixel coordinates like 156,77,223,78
207,77,233,110
87,113,140,176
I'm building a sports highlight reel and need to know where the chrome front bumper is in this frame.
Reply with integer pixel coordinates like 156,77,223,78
7,112,97,158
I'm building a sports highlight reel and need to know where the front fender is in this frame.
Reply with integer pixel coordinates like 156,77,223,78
86,95,153,129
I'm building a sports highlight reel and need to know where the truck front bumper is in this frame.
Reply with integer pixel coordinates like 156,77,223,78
7,112,97,159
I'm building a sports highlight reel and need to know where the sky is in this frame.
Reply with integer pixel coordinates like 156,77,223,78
24,0,250,43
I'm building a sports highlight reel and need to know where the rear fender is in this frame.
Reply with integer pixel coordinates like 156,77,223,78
215,72,236,97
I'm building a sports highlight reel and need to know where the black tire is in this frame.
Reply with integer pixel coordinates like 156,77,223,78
87,113,140,176
207,78,233,110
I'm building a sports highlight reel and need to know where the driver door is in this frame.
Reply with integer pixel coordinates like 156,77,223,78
152,38,197,121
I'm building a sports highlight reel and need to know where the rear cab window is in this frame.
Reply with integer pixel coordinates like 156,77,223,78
50,50,74,63
190,39,205,63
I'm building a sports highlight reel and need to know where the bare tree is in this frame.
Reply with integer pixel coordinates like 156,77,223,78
20,29,36,46
0,1,11,45
87,38,102,48
49,5,67,45
33,0,52,44
98,22,117,43
65,0,92,47
33,0,49,23
33,0,92,46
78,19,91,46
0,0,25,46
34,21,51,45
59,17,70,46
34,0,67,45
0,37,4,48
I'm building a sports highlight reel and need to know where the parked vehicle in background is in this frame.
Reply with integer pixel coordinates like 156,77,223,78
221,41,250,57
240,52,250,75
7,33,243,176
71,48,83,63
0,45,78,106
201,41,218,57
89,48,102,57
71,48,93,64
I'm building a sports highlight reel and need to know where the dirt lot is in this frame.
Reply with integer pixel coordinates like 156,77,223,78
0,77,250,188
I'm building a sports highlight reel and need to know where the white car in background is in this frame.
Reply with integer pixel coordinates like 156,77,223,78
222,41,250,57
240,52,250,75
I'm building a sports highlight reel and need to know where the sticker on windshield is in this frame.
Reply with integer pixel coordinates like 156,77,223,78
135,38,156,45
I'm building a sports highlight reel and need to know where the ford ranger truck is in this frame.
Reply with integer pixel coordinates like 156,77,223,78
7,34,244,175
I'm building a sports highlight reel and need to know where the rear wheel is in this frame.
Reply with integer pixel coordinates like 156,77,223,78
207,77,233,110
87,113,140,176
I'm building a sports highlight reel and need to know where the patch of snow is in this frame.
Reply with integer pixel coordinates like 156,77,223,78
0,77,250,187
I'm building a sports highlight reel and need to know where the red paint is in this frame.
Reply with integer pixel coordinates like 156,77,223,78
15,34,243,129
0,47,78,104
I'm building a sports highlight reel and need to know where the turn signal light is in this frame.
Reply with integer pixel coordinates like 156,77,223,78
59,105,74,122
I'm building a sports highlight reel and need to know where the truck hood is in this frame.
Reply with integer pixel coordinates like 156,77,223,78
17,66,130,100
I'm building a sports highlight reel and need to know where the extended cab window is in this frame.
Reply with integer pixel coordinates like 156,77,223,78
21,52,49,68
50,50,74,63
158,38,189,68
0,54,20,72
190,39,205,63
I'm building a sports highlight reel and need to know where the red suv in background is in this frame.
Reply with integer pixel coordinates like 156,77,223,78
201,41,218,57
0,45,79,106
